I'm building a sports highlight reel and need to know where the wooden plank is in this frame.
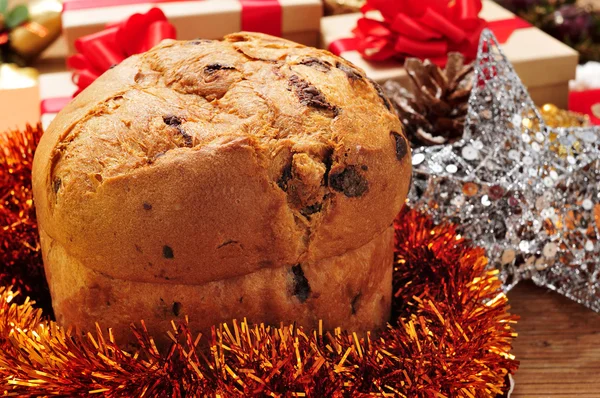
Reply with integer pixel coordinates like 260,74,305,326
509,282,600,397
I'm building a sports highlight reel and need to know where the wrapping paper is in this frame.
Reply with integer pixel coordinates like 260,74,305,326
320,0,578,108
38,71,77,129
0,64,40,132
62,0,323,52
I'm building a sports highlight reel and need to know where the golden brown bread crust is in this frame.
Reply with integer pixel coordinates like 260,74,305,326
41,226,393,346
32,32,411,337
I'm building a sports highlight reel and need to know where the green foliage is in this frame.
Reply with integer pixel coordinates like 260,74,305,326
4,4,29,29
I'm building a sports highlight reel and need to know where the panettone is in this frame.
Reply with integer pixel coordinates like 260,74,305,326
32,32,411,343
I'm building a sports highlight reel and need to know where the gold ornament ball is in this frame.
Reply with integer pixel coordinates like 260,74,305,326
8,0,62,62
324,0,365,15
539,103,589,128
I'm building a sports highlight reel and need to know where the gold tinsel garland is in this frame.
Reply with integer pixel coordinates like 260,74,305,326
0,125,518,396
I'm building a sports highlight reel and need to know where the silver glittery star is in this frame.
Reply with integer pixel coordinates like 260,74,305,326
408,29,600,311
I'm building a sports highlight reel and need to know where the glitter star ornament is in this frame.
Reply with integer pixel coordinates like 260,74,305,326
409,29,600,311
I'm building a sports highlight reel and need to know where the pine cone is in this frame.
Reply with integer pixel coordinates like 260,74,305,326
384,53,474,147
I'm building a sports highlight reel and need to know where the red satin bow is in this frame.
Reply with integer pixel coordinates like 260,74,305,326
355,0,487,63
67,8,176,96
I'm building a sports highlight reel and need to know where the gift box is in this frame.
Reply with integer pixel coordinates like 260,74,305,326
38,69,77,130
0,64,40,132
62,0,323,53
320,0,578,108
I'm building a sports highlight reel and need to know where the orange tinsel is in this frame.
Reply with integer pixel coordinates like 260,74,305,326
0,125,518,397
0,124,51,314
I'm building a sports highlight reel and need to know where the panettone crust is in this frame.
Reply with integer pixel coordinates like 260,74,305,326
32,32,411,337
41,226,393,346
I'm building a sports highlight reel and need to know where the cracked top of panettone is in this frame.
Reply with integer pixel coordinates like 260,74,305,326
32,32,412,285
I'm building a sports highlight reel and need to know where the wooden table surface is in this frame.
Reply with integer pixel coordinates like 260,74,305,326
508,282,600,397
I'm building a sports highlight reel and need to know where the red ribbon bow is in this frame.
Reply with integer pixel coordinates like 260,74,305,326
354,0,487,63
67,7,176,96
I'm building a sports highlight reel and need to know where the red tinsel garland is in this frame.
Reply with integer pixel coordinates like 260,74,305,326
0,125,517,396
